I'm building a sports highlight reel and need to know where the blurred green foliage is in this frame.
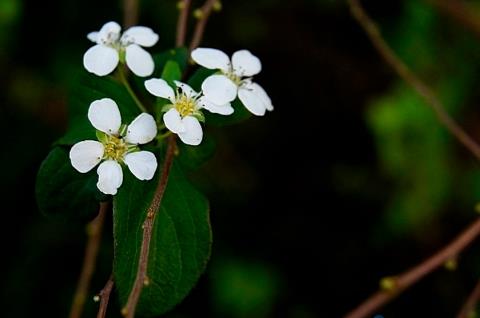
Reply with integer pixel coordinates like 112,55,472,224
367,0,480,238
211,258,279,318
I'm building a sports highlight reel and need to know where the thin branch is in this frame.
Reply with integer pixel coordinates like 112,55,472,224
96,275,115,318
122,135,177,318
348,0,480,161
69,202,109,318
118,66,148,113
426,0,480,39
123,0,139,28
344,217,480,318
457,279,480,318
188,0,218,52
176,0,192,47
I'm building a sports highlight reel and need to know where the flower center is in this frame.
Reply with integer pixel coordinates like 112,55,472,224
175,95,197,117
103,135,128,161
224,71,243,86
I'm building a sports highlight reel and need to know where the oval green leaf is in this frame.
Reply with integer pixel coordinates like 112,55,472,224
113,161,212,316
35,147,105,221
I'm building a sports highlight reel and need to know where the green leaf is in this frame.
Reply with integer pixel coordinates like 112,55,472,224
113,161,212,317
162,60,182,86
153,48,188,77
35,147,105,221
177,134,216,170
187,67,252,126
56,73,140,146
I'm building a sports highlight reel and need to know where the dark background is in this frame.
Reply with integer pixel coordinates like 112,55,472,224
2,0,480,317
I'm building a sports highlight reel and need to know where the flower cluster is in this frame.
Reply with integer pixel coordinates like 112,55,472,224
72,21,273,195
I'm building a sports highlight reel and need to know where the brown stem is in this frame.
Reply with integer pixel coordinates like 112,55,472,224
344,217,480,318
122,135,177,318
188,0,218,52
456,279,480,318
426,0,480,39
69,202,109,318
123,0,139,28
96,275,115,318
176,0,192,47
348,0,480,161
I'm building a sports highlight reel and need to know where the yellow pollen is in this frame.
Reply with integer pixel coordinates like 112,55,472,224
103,135,127,161
175,95,196,117
225,72,242,85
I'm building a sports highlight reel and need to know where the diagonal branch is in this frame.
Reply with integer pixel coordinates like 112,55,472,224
69,202,109,318
96,274,115,318
344,217,480,318
188,0,218,52
121,135,177,318
176,0,192,47
456,278,480,318
425,0,480,39
348,0,480,161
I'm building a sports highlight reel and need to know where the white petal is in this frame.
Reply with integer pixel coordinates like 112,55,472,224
98,21,121,44
124,151,158,180
88,98,122,135
122,26,159,47
83,44,119,76
197,96,234,115
87,31,98,42
191,48,231,72
69,140,104,173
201,74,237,105
232,50,262,77
144,78,175,101
250,82,273,111
178,116,203,146
163,109,185,134
238,86,267,116
174,81,198,98
97,160,123,195
125,44,155,77
125,113,157,145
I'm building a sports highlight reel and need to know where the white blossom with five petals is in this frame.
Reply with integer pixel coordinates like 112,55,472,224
83,21,159,77
191,48,274,116
145,79,232,146
69,98,158,195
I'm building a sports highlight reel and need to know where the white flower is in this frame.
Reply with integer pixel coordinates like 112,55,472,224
69,98,158,195
145,79,231,146
83,21,159,77
191,48,274,116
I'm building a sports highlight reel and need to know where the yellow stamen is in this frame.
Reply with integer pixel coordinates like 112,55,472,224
103,135,128,161
175,95,197,117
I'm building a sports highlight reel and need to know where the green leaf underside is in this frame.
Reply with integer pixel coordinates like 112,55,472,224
35,147,104,221
56,73,140,146
113,161,212,316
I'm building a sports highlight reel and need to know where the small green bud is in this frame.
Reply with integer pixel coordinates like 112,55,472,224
213,1,222,11
475,202,480,214
444,258,457,271
193,9,203,19
379,276,397,292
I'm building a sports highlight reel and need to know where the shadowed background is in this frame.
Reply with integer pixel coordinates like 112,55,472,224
2,0,480,317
